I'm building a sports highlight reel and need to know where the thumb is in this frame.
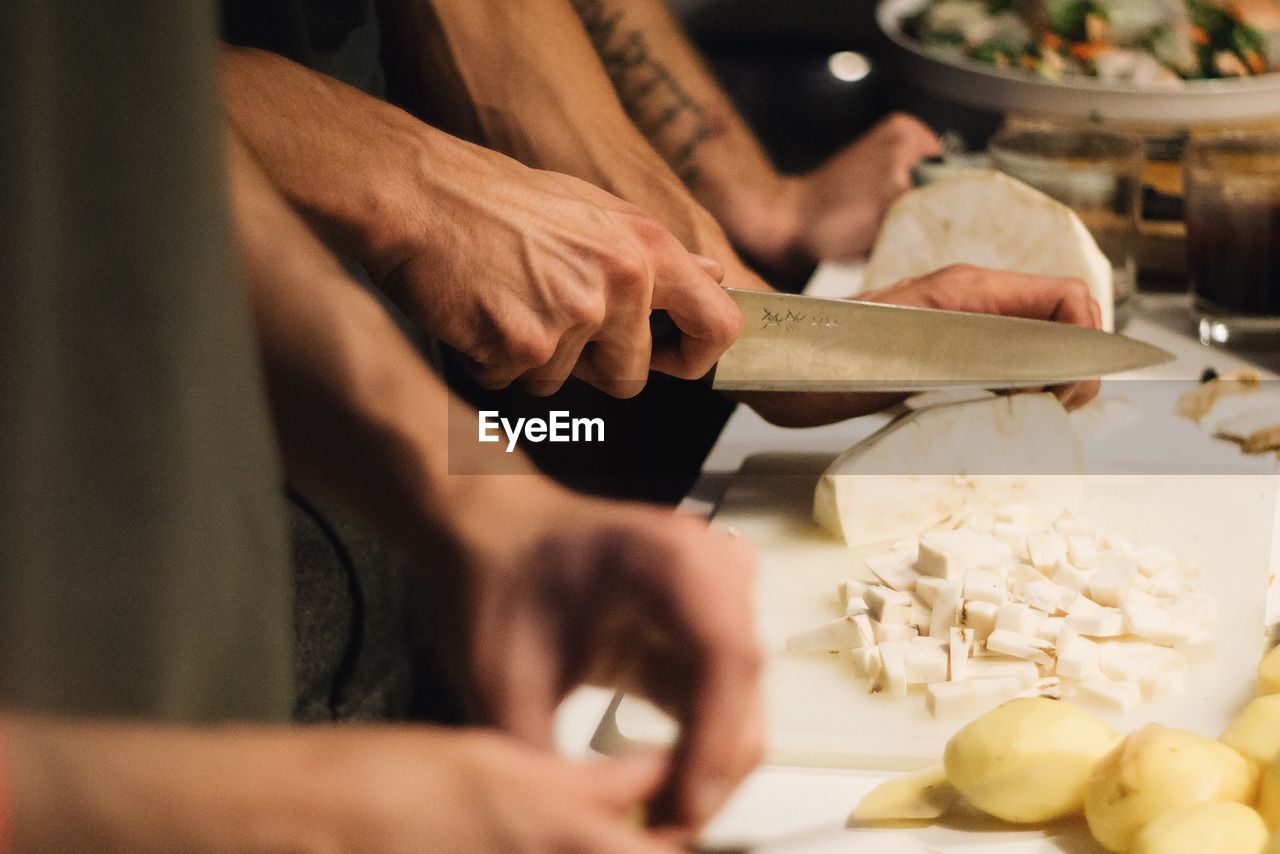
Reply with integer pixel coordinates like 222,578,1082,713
586,750,671,815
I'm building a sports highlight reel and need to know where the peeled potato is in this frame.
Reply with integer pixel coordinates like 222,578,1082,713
1262,761,1280,832
849,764,958,826
1222,694,1280,766
1261,645,1280,696
1131,801,1268,854
943,697,1118,824
1085,724,1260,853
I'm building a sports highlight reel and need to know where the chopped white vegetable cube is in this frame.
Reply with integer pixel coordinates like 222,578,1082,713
995,504,1039,528
877,642,909,697
873,621,918,643
1056,635,1101,680
838,577,869,610
1077,678,1141,712
1049,558,1091,593
1099,642,1184,682
906,638,949,684
786,617,872,653
1065,605,1126,637
949,627,974,681
914,576,946,608
1054,516,1095,537
845,595,870,618
992,522,1029,559
909,596,933,633
928,581,963,639
1175,629,1216,660
917,529,1005,580
995,603,1046,637
1027,533,1067,569
926,678,1021,719
1087,556,1137,607
1067,535,1100,569
1023,578,1076,614
961,599,999,642
866,586,913,624
1036,616,1064,643
862,549,918,592
986,628,1055,667
1122,600,1195,646
851,645,882,683
962,568,1007,605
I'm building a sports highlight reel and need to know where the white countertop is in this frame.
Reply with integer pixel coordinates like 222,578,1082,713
553,267,1278,852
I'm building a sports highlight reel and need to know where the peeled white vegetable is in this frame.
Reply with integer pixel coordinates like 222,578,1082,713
814,394,1083,546
1261,760,1280,832
1084,724,1260,853
863,170,1114,331
1130,801,1269,854
943,697,1118,823
849,764,959,825
1221,694,1280,767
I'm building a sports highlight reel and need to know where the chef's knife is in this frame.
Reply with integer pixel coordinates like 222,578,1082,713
661,289,1172,392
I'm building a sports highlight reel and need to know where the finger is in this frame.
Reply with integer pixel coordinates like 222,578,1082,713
519,325,592,397
648,270,743,381
583,751,671,814
692,254,726,284
475,609,562,749
573,311,652,399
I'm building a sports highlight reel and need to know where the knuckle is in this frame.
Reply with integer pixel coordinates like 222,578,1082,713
505,328,557,369
607,245,651,291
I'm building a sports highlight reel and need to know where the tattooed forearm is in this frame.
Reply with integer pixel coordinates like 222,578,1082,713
572,0,718,179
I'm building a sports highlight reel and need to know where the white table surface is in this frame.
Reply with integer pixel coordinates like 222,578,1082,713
553,265,1279,852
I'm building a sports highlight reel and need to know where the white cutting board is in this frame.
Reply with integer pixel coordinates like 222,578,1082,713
599,456,1278,771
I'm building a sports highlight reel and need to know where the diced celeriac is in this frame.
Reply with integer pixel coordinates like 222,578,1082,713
909,596,932,633
845,595,870,618
877,642,909,697
1065,605,1126,637
1175,629,1216,660
786,617,873,653
929,581,963,639
986,628,1056,667
949,627,974,681
867,586,913,624
1056,634,1101,680
874,621,918,643
995,603,1046,637
914,575,946,609
851,645,881,682
1077,678,1141,712
1026,532,1067,569
917,529,1007,580
1122,600,1196,646
926,677,1021,719
961,599,999,642
906,638,949,684
1133,545,1176,577
962,568,1006,605
838,577,869,610
995,504,1040,528
1067,535,1100,569
862,549,918,591
1036,616,1064,643
1023,578,1076,614
1139,669,1185,700
1048,558,1090,593
1099,642,1184,682
1087,557,1137,608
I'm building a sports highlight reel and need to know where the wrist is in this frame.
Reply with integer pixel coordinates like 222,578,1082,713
704,174,811,277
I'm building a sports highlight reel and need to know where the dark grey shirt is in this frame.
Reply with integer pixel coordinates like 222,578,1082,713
0,0,293,722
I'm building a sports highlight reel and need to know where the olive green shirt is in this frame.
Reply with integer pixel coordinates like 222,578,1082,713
0,0,293,722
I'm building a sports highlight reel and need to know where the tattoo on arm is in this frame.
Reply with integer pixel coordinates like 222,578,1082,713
572,0,718,180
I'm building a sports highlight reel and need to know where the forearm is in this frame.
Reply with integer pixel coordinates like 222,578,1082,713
224,131,532,554
569,0,797,265
382,0,772,289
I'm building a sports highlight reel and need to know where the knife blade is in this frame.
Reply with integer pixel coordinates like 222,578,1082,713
696,289,1172,392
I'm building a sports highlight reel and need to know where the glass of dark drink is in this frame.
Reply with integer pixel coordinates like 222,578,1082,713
1184,135,1280,349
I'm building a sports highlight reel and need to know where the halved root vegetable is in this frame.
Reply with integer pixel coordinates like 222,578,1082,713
1084,724,1260,853
1261,645,1280,696
1221,694,1280,766
943,697,1118,824
848,764,958,826
1130,801,1268,854
814,394,1083,546
1261,761,1280,832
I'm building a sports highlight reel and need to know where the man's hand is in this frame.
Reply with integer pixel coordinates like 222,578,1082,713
768,114,942,270
423,477,763,832
376,161,741,396
222,46,740,398
742,265,1103,427
8,717,683,853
